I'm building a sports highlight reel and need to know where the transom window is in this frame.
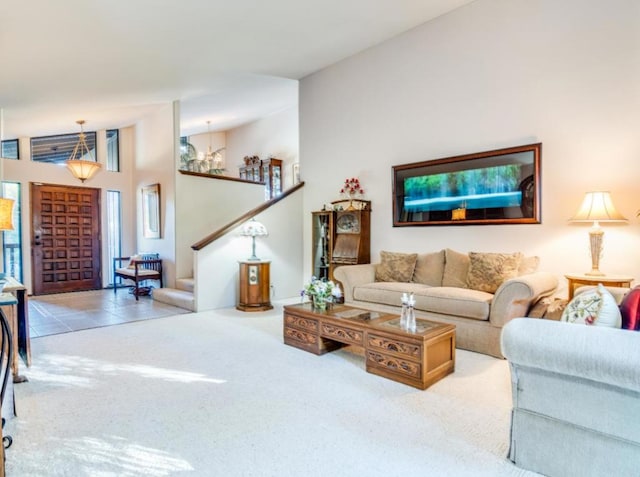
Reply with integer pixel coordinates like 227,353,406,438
1,139,19,159
31,131,97,164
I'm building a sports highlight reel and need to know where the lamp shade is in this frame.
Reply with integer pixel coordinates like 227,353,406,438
241,218,268,261
570,191,627,223
241,219,268,237
0,198,14,231
66,120,102,183
66,159,102,183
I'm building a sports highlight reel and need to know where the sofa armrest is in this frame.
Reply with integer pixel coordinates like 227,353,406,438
333,264,377,302
489,272,558,328
501,318,640,392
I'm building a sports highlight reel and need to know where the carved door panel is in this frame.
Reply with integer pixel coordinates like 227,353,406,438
31,183,102,295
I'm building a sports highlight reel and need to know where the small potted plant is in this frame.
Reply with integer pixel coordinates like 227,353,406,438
301,277,342,311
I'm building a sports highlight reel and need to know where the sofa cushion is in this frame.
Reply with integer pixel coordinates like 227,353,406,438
352,282,492,321
374,251,418,283
419,287,492,321
619,286,640,330
411,250,445,286
353,282,432,307
466,252,521,293
561,283,622,327
442,249,469,288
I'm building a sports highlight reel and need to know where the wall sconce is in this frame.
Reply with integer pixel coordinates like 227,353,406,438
240,218,268,261
569,191,627,276
66,120,101,183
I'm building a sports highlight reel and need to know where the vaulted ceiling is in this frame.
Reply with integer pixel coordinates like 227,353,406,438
0,0,475,138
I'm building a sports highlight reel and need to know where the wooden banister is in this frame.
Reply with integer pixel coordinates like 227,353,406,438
191,182,305,251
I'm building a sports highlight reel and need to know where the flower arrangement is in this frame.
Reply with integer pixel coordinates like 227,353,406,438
340,177,364,198
301,276,342,310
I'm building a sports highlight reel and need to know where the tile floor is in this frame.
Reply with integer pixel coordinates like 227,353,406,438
28,288,192,338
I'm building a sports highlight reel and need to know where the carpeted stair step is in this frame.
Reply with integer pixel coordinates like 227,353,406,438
176,277,194,293
152,287,195,311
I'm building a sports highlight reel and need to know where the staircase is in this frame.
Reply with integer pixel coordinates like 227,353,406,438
152,277,195,311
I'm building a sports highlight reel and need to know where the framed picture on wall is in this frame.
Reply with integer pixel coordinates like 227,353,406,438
142,183,161,238
392,143,541,226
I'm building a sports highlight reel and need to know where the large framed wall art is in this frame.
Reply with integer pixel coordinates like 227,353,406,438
392,143,541,226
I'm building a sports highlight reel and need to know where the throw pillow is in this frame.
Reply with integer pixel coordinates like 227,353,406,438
466,252,521,293
561,283,622,327
442,249,470,288
518,255,539,276
412,250,445,286
374,251,418,283
127,254,142,269
619,286,640,330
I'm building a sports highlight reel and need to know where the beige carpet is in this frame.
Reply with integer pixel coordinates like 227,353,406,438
4,303,541,476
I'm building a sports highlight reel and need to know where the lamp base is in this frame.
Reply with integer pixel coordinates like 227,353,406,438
585,270,605,276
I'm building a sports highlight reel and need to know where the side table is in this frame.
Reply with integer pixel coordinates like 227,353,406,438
565,273,634,300
237,261,273,312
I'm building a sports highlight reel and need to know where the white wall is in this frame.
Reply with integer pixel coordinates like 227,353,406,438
194,186,304,310
175,175,265,279
134,103,178,287
299,0,640,297
226,107,299,189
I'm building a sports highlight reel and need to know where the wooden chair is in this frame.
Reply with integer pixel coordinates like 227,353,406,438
113,253,163,300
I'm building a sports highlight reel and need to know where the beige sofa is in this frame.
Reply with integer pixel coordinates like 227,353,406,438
334,249,558,358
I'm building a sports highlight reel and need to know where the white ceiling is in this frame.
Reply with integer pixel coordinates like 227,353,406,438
0,0,475,138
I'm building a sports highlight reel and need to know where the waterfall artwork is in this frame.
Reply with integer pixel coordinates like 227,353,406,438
392,143,541,226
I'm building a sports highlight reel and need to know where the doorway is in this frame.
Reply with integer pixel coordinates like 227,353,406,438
31,183,102,295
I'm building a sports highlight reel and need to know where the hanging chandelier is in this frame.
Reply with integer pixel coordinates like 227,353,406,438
204,120,225,174
66,120,102,183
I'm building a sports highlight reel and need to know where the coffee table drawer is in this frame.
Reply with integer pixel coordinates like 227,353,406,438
321,323,363,346
284,313,319,332
367,333,421,361
366,350,422,379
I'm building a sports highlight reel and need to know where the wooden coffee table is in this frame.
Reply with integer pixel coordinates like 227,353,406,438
283,303,455,389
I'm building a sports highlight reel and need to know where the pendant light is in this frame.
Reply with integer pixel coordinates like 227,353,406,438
66,120,102,182
204,120,225,173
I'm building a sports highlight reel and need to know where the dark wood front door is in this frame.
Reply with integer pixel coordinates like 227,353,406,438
31,183,102,295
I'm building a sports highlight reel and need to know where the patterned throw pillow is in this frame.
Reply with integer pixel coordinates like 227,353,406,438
466,252,521,293
375,251,418,283
561,284,622,327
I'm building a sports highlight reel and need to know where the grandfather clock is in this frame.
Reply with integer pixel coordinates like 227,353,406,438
331,209,371,267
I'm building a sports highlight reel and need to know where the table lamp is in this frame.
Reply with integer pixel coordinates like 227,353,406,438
241,218,268,261
569,191,627,276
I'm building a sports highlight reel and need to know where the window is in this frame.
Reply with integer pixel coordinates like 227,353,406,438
2,182,22,282
106,190,122,287
1,139,19,159
106,129,120,172
31,131,96,164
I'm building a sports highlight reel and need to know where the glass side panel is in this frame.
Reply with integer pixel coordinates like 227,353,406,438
106,190,122,287
2,182,22,281
106,129,120,172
